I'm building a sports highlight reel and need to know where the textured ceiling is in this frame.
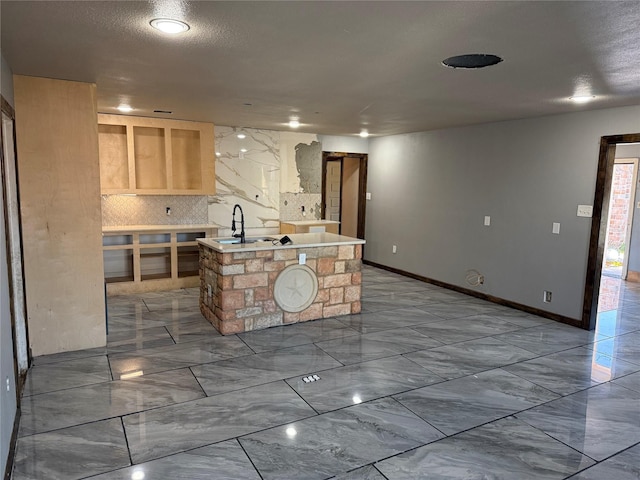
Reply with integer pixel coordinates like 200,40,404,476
2,1,639,136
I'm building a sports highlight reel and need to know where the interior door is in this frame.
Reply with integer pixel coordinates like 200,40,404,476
325,160,342,223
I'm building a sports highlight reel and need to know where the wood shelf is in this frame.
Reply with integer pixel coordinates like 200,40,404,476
103,227,216,294
98,114,215,195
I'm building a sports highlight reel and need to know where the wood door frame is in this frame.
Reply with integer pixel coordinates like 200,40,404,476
322,152,368,239
583,133,640,330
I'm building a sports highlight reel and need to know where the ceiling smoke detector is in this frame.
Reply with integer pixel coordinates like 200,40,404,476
442,54,503,69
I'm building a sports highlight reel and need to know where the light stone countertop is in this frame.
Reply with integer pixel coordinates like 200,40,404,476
198,232,365,253
103,224,216,235
280,220,340,226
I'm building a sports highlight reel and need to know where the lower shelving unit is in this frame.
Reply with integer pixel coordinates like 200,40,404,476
103,226,216,295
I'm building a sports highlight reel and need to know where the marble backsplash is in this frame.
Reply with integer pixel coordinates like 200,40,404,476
102,195,209,226
280,193,323,221
208,127,281,233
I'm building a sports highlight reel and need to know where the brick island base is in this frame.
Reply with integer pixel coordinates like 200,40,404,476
199,243,362,334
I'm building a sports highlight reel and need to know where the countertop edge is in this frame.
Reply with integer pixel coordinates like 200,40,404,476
198,233,365,253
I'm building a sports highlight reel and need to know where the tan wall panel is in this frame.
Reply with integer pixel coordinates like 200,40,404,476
14,75,106,356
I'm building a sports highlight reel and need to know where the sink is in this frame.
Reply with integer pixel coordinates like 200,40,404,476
213,237,276,245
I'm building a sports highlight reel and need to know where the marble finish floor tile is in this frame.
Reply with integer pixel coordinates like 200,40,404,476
493,322,606,355
287,355,444,412
191,344,342,396
22,355,111,396
361,281,433,298
12,418,130,480
123,380,316,463
31,347,107,366
19,369,205,436
106,301,149,318
90,440,261,480
504,346,640,396
107,325,173,345
237,318,359,353
142,295,199,312
315,327,443,365
375,416,594,480
568,443,640,479
336,307,443,334
239,397,444,480
419,301,504,320
595,309,640,336
165,319,221,342
394,368,559,435
517,383,640,460
404,337,539,380
487,309,554,328
107,306,205,334
612,371,640,392
588,330,640,366
330,465,386,479
360,293,433,312
108,335,253,378
409,315,522,345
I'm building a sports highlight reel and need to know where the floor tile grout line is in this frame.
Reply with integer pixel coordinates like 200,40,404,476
119,416,134,468
235,438,266,480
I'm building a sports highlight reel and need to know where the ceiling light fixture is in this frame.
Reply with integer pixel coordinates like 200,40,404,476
240,148,248,153
442,53,503,69
117,104,133,113
570,95,596,104
149,18,190,34
237,133,246,139
359,130,369,138
289,119,300,129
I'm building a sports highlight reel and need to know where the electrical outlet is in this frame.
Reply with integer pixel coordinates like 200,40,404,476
166,207,171,216
6,377,10,392
299,253,307,265
392,245,397,254
543,290,552,303
207,285,212,297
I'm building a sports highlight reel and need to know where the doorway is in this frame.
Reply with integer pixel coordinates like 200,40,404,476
321,152,368,239
583,134,640,330
602,159,638,279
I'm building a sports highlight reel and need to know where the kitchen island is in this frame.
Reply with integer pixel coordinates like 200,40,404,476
198,233,365,334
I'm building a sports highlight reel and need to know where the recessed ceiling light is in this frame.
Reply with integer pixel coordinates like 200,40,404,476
150,18,190,34
442,54,503,69
359,130,369,138
289,119,300,128
570,95,596,103
240,148,248,153
117,104,133,113
215,152,221,157
237,133,246,139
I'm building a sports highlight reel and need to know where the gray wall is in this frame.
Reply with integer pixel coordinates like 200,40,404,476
365,105,640,320
618,144,640,273
0,51,16,476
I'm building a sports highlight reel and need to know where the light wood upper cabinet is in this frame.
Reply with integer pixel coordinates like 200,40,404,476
98,114,215,195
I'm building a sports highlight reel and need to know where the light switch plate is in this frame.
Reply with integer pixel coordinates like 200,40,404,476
484,216,491,226
366,192,372,200
552,222,561,234
577,205,593,217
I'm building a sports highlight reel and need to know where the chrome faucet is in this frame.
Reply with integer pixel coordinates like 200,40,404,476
231,204,245,243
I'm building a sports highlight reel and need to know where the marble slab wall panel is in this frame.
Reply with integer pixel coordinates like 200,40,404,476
102,195,208,226
209,127,281,234
280,193,323,221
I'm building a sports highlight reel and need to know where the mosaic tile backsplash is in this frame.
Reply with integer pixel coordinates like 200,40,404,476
280,193,323,221
102,195,209,226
